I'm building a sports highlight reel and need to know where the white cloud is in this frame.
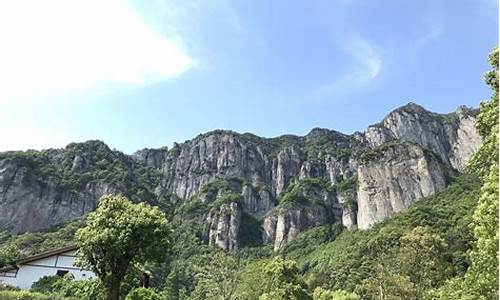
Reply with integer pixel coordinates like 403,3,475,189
313,36,382,96
409,17,444,62
0,0,195,103
0,122,73,151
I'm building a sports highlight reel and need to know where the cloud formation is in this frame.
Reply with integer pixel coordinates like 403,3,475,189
313,36,382,96
0,0,195,103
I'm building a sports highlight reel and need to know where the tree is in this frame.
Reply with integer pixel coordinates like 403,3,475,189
312,287,360,300
394,226,450,298
190,251,239,300
432,47,499,300
359,227,449,299
0,244,19,267
232,260,269,300
258,257,311,300
360,263,415,300
75,195,171,300
466,47,499,300
125,288,162,300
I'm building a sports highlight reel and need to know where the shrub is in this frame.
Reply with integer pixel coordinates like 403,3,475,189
31,275,63,293
0,290,51,300
125,288,162,300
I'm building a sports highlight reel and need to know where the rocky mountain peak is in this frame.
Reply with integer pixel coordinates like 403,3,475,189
0,103,483,251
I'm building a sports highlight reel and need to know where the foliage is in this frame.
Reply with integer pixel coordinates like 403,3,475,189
334,176,357,193
432,47,499,300
0,244,19,267
358,140,400,163
210,193,241,209
280,225,344,269
31,275,64,294
51,276,106,300
292,174,480,297
190,251,239,300
238,212,263,247
125,288,162,300
258,257,311,300
201,179,231,195
0,220,83,263
0,290,52,300
374,226,451,299
468,48,499,177
0,140,159,203
75,195,171,300
312,287,359,300
278,178,331,206
233,257,310,300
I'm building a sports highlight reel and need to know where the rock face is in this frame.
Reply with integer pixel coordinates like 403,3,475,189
362,103,481,171
0,159,121,233
0,103,482,251
356,142,447,229
204,202,241,252
263,181,342,250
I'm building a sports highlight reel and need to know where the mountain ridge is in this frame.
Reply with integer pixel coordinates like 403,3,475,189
0,102,482,252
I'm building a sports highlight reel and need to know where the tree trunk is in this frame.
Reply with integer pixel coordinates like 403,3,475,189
107,279,121,300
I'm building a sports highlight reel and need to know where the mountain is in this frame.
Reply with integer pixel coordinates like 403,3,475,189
0,103,481,252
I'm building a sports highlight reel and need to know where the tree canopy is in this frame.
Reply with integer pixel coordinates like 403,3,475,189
75,195,171,300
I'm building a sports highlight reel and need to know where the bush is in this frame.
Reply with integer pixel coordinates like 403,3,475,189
313,287,360,300
31,275,63,293
125,288,162,300
0,290,51,300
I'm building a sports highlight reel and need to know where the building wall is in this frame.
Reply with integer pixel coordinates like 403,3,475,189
0,250,95,289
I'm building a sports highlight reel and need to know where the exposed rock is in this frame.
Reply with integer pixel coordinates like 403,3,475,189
262,181,342,250
0,159,122,233
204,202,241,252
356,142,447,229
273,146,303,196
0,103,482,251
240,184,274,216
363,103,481,171
337,189,357,229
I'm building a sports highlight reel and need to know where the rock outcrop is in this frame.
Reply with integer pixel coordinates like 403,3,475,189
356,142,448,229
362,103,481,171
0,159,121,233
0,103,482,251
204,202,241,252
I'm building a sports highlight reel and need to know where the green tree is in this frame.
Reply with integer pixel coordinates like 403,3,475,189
312,287,359,300
432,47,499,300
394,226,450,298
75,195,171,300
0,244,19,267
232,260,269,300
125,288,162,300
190,251,239,300
360,264,415,300
466,47,499,300
31,275,63,294
259,257,311,300
360,227,449,300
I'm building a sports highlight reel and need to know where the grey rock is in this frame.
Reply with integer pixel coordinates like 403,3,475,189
356,142,447,229
0,103,483,251
204,202,241,253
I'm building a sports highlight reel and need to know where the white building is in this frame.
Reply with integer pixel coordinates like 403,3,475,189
0,245,95,289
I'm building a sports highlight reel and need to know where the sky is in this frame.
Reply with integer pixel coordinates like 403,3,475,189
0,0,498,153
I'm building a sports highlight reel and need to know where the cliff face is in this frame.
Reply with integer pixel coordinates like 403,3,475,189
0,103,482,251
356,142,448,229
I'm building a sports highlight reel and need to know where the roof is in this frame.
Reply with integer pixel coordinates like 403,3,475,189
0,245,78,272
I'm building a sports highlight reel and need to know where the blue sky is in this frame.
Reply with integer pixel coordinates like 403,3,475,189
0,0,497,153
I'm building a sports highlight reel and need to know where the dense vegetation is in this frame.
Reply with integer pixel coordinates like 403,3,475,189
0,173,482,299
430,47,499,300
0,49,497,299
0,140,158,202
